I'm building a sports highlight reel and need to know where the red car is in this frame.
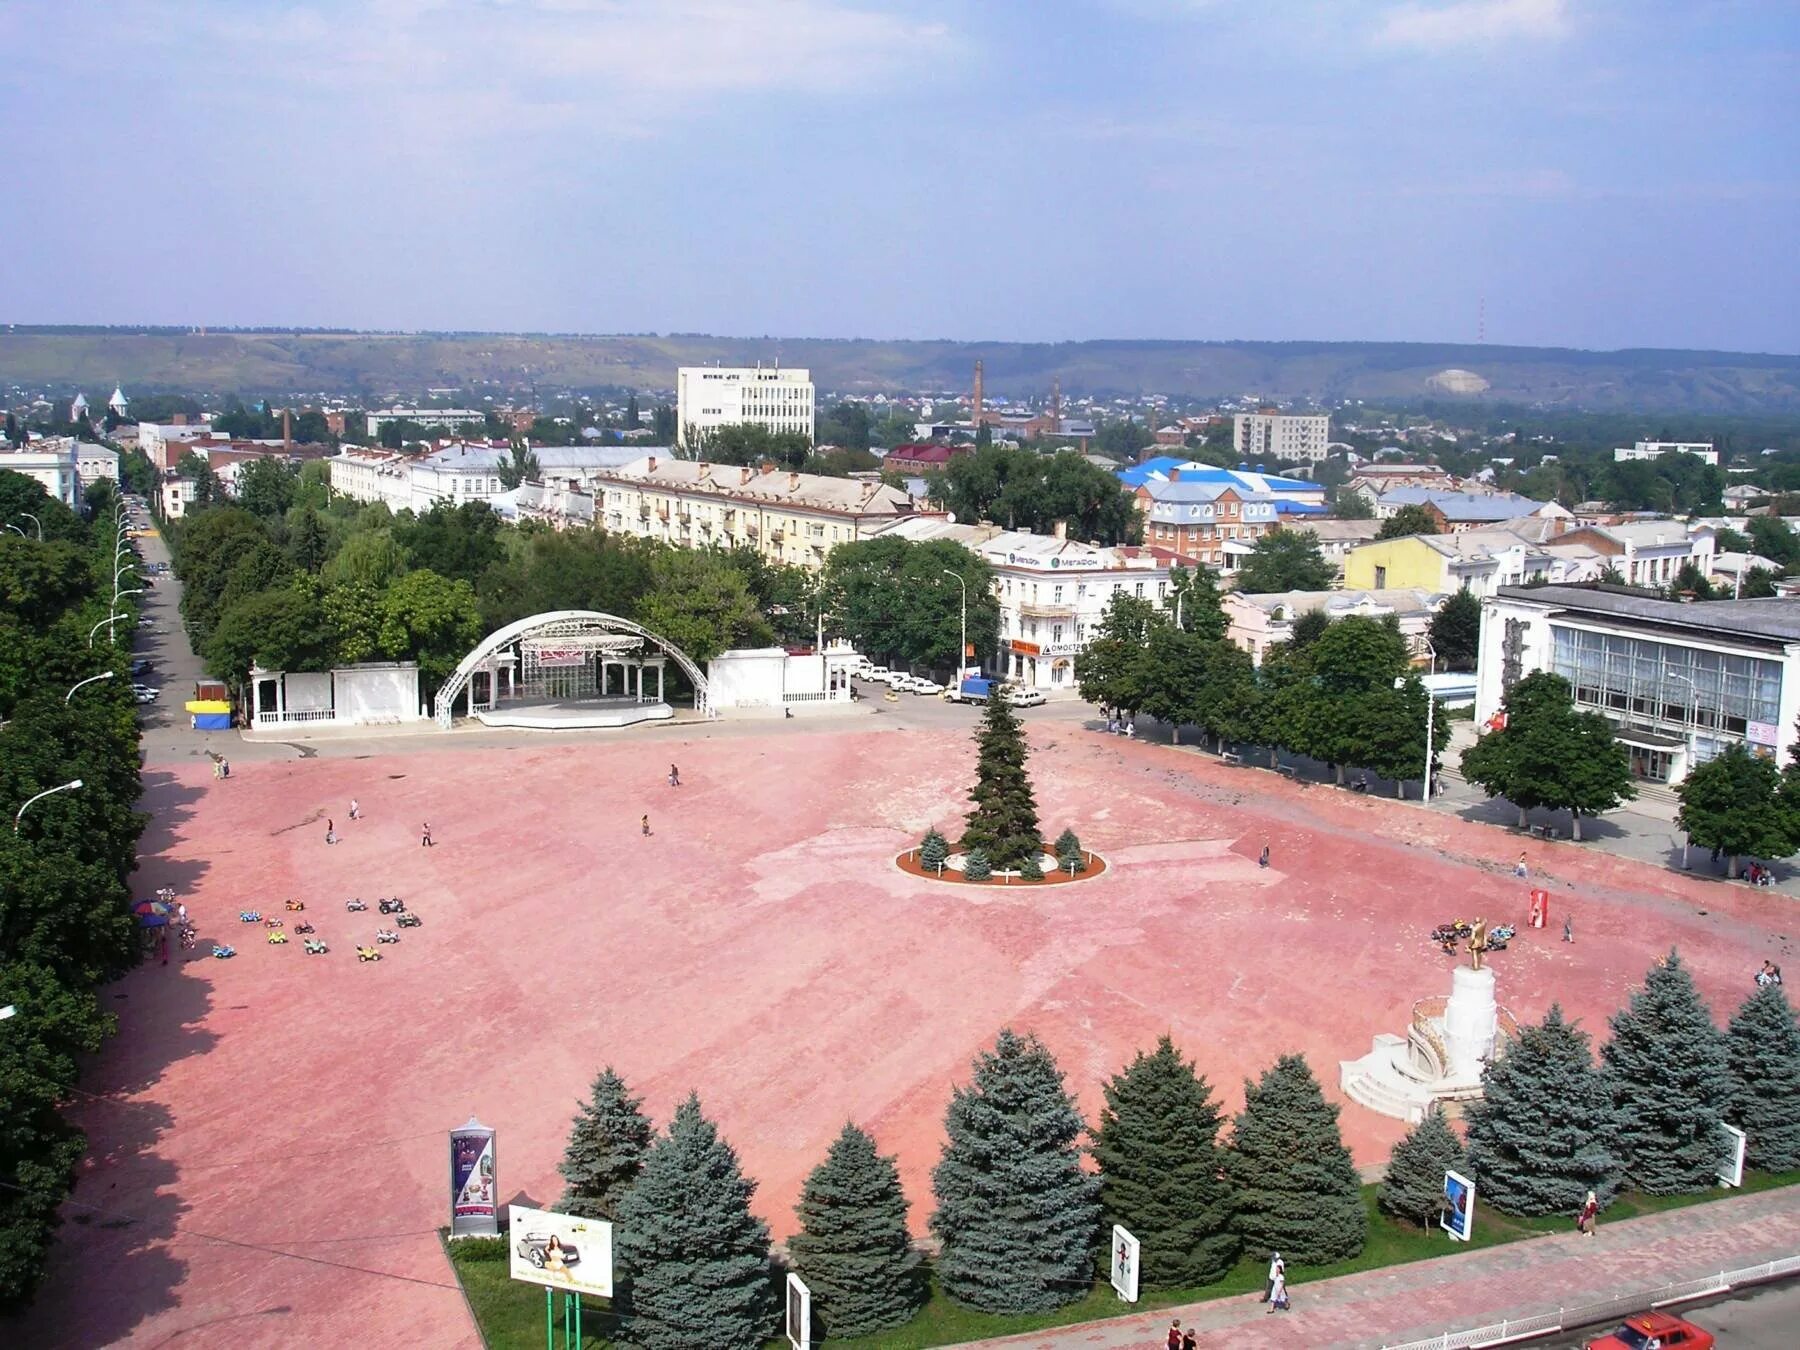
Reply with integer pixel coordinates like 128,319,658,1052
1584,1310,1714,1350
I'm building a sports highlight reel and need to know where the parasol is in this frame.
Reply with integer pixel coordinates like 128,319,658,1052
133,900,171,927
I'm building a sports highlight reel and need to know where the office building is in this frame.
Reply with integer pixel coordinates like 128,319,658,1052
676,365,814,450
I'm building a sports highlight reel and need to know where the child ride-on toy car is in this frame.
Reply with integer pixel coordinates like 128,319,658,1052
267,930,288,945
356,946,381,962
345,898,368,912
263,917,283,928
303,938,328,955
212,944,236,959
375,928,400,944
239,910,261,923
379,898,406,915
285,899,305,912
396,912,422,928
294,921,315,935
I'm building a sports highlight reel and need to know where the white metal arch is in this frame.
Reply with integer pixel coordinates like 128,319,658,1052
434,610,711,728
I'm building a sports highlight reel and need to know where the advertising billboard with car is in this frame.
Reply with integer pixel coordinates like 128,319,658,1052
507,1204,614,1298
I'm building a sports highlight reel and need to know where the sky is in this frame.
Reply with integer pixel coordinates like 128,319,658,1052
2,0,1796,351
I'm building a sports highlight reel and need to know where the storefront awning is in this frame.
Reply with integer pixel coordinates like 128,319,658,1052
1613,728,1686,751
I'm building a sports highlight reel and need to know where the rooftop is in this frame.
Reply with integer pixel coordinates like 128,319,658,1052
1496,585,1800,643
596,456,914,518
1117,457,1321,493
1379,488,1556,521
1227,587,1443,618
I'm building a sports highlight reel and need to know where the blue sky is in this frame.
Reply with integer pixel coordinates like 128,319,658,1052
4,0,1796,351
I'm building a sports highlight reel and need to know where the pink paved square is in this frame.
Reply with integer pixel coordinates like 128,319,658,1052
14,723,1794,1347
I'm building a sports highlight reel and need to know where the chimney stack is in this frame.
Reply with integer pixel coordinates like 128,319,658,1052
697,460,711,482
1168,467,1181,482
788,471,801,492
1053,519,1068,541
282,408,292,453
647,455,658,473
1051,377,1062,434
973,359,984,424
740,466,753,485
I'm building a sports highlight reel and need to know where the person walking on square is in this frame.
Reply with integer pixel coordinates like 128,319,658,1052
1515,851,1529,877
349,798,360,821
1262,1251,1281,1302
1577,1190,1599,1236
1165,1318,1182,1350
1181,1329,1196,1350
668,764,679,788
1259,842,1271,869
1268,1257,1289,1312
1563,914,1574,943
157,931,169,966
641,814,652,837
325,819,337,845
421,821,433,848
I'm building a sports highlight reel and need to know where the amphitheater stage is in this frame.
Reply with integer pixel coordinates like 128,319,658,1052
473,698,675,730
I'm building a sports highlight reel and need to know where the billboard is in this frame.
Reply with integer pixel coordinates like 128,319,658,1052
449,1118,498,1238
1720,1123,1747,1188
785,1271,811,1350
1109,1224,1140,1302
1441,1170,1474,1242
506,1205,614,1298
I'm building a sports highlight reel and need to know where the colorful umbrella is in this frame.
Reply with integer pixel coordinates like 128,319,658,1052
132,900,171,916
136,912,170,927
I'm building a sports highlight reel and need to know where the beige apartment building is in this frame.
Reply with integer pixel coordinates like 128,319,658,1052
592,456,917,570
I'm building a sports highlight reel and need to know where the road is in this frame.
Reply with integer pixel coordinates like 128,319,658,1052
1539,1277,1800,1348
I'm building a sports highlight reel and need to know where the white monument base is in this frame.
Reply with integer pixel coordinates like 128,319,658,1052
1340,965,1511,1123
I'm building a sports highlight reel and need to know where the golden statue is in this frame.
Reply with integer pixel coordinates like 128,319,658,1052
1468,917,1488,971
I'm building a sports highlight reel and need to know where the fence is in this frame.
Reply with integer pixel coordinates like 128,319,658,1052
1381,1253,1800,1349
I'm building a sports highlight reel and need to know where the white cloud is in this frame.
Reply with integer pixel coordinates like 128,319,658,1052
1376,0,1570,51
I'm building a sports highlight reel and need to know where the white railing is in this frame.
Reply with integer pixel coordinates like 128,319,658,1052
782,690,847,703
253,708,337,725
1382,1251,1800,1349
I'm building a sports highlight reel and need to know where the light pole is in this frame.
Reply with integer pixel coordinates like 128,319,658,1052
941,568,968,684
3,524,22,537
88,612,126,648
15,512,41,540
14,779,83,831
66,671,115,703
1420,637,1438,803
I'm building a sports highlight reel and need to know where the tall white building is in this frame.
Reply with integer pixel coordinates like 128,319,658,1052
1613,440,1718,467
1233,411,1332,464
677,366,814,450
0,439,117,506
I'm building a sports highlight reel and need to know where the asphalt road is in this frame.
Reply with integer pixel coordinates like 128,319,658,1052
1538,1278,1800,1348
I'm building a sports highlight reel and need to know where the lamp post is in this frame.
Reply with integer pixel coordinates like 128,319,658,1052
88,612,125,648
15,512,41,540
3,524,22,537
1420,637,1438,803
15,779,83,831
66,671,115,703
1665,668,1699,868
941,568,968,684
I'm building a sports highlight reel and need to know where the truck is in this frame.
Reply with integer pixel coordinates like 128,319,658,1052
946,676,997,704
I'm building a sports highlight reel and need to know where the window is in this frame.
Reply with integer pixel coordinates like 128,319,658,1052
1135,582,1144,597
1053,585,1063,603
1374,565,1388,589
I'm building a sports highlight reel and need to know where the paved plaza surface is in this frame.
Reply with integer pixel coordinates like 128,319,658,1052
14,708,1800,1349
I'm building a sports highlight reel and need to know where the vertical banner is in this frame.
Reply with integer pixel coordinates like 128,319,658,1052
1528,889,1549,929
1109,1224,1140,1302
785,1272,811,1350
1441,1170,1474,1242
1720,1123,1747,1188
450,1117,499,1237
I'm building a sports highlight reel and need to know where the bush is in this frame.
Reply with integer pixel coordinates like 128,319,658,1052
962,849,992,882
1018,851,1045,881
446,1235,509,1264
919,829,949,873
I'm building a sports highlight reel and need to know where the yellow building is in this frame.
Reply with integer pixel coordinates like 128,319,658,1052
1343,535,1454,593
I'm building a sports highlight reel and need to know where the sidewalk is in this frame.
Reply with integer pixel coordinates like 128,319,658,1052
963,1186,1800,1349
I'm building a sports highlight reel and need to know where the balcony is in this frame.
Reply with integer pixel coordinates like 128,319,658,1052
1018,600,1076,619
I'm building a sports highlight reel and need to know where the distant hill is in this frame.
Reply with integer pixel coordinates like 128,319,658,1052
4,328,1798,412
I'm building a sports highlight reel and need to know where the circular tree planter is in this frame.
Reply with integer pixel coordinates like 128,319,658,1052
896,847,1108,886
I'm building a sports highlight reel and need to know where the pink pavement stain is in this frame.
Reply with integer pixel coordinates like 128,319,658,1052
14,723,1796,1348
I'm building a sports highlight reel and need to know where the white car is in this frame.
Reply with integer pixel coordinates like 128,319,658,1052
884,671,910,688
1004,686,1047,707
909,678,944,695
862,665,891,682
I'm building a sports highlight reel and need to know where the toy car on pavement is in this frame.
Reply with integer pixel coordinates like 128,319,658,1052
239,910,261,923
285,899,305,912
356,946,381,962
345,898,368,912
212,945,236,959
303,939,328,955
294,921,315,934
396,912,422,928
1584,1310,1714,1349
379,897,406,914
267,930,288,945
375,929,400,944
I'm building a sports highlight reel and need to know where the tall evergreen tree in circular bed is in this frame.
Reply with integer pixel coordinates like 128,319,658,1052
614,1094,774,1350
1225,1053,1365,1265
558,1066,654,1221
930,1028,1100,1313
1727,983,1800,1169
1378,1107,1467,1229
1093,1036,1239,1286
1600,950,1732,1194
790,1122,923,1339
1465,1004,1622,1216
959,692,1044,871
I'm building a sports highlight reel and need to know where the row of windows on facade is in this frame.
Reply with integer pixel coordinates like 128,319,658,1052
999,578,1167,603
1551,626,1782,733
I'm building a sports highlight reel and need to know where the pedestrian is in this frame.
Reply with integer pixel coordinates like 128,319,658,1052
668,764,680,788
1268,1256,1289,1312
349,798,360,820
325,819,337,845
1514,852,1528,877
1262,1250,1281,1302
1126,719,1136,740
1563,914,1574,944
1165,1318,1182,1350
177,902,188,929
157,931,169,966
1181,1329,1196,1350
1577,1190,1598,1236
421,822,433,848
1259,842,1271,869
211,759,221,780
641,814,652,837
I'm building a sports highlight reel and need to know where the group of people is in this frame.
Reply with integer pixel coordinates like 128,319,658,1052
1100,709,1137,738
1744,861,1775,887
1757,960,1784,989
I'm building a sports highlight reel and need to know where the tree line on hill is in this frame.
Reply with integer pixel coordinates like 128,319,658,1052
0,473,149,1308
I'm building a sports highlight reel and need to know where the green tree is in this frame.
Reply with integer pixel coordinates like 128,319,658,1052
235,457,299,519
1747,515,1799,567
495,442,543,489
1737,565,1778,599
789,1123,923,1339
1427,588,1481,672
959,692,1043,871
289,506,328,572
1676,744,1792,878
204,581,339,689
614,1094,774,1350
625,394,641,430
961,848,992,882
1726,984,1800,1170
393,501,504,586
1600,951,1732,1194
1460,672,1636,838
1329,489,1374,520
929,444,1142,545
1378,1108,1467,1229
919,828,948,872
1053,827,1084,872
557,1067,653,1221
1225,1053,1365,1265
1464,1005,1623,1216
1074,593,1164,718
1376,504,1441,540
930,1029,1100,1313
819,538,998,671
635,548,771,664
1666,561,1715,600
376,569,483,690
1093,1037,1239,1287
1234,530,1334,594
1168,562,1226,639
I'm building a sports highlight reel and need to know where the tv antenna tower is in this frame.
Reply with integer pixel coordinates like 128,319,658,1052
1478,295,1486,345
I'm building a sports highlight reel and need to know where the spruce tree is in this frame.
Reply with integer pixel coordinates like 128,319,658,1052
919,828,949,873
1727,983,1800,1169
1018,850,1045,881
930,1028,1100,1313
1054,827,1083,872
614,1095,774,1350
962,849,992,882
789,1123,923,1339
1378,1107,1467,1229
1600,951,1732,1194
1465,1004,1622,1216
1093,1036,1239,1287
1225,1053,1365,1265
557,1067,654,1220
960,692,1043,871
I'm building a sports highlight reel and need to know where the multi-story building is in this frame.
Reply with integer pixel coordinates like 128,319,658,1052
869,517,1198,691
1475,586,1800,783
326,447,414,513
1613,440,1718,467
326,442,650,515
592,455,914,570
1344,523,1607,598
1133,470,1281,569
1225,588,1442,666
1549,520,1716,590
1233,411,1332,464
138,419,215,470
365,408,486,438
0,439,117,506
1372,487,1569,533
676,365,814,450
1291,518,1384,575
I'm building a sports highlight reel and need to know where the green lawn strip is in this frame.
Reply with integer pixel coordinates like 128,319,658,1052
446,1172,1800,1349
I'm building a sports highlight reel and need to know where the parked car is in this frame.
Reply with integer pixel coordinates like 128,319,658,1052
1584,1311,1713,1350
883,671,910,688
133,686,160,705
945,676,997,704
1004,686,1047,707
909,678,944,695
861,665,891,682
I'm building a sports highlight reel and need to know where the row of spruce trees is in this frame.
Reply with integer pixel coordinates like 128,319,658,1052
550,1031,1368,1348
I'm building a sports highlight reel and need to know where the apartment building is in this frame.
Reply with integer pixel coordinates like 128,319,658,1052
1613,440,1718,467
1232,411,1332,464
0,439,117,506
326,442,648,515
1550,520,1717,589
1225,588,1442,666
1133,469,1281,569
1373,487,1569,533
676,365,815,450
365,407,486,438
1344,525,1606,598
592,456,914,570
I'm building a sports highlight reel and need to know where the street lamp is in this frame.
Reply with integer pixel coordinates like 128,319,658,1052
66,671,115,703
3,524,22,537
88,612,126,648
15,512,41,540
1421,636,1438,803
941,569,968,684
14,779,83,831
